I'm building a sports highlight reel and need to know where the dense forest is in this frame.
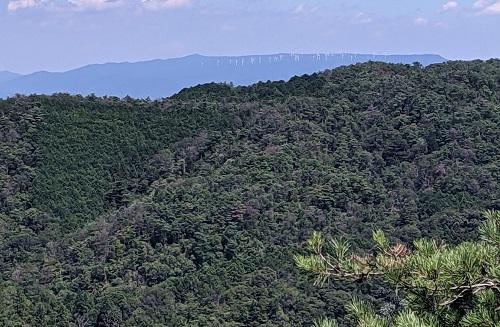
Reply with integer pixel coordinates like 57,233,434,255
0,60,499,326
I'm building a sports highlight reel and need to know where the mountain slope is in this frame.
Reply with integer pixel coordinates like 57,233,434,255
0,53,446,99
0,60,498,326
0,71,21,84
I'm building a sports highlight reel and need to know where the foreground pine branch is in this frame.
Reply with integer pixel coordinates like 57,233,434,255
296,210,500,327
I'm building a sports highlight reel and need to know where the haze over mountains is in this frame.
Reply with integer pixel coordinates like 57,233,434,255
0,53,446,99
0,71,21,84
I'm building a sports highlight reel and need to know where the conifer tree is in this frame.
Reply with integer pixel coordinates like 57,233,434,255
295,211,500,327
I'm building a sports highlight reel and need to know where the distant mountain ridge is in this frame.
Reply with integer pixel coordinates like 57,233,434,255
0,71,21,84
0,53,447,98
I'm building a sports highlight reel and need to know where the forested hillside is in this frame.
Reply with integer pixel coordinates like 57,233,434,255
0,60,499,326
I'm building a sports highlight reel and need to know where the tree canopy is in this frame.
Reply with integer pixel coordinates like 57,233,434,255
0,60,499,326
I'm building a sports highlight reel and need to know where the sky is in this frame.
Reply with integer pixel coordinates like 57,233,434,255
1,0,499,73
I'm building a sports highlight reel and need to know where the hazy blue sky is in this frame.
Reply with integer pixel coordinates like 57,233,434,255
1,0,499,73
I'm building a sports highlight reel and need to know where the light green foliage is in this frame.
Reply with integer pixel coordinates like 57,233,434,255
480,210,500,246
296,211,500,326
314,318,340,327
373,230,390,252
